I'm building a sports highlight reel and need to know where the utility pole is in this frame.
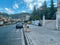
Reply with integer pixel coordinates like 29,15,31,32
43,15,45,26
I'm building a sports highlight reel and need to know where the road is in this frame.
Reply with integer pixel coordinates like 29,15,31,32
0,24,25,45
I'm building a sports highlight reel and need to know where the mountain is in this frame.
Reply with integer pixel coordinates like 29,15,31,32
0,12,31,19
0,12,9,17
10,12,31,19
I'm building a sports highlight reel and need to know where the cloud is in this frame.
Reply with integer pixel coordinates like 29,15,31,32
38,0,45,2
24,0,34,10
21,10,26,13
24,0,46,10
5,8,14,14
37,3,42,8
24,0,33,3
33,2,37,5
28,3,34,10
54,3,57,5
13,3,19,9
54,3,57,7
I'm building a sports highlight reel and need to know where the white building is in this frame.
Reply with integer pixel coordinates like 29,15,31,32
56,0,60,30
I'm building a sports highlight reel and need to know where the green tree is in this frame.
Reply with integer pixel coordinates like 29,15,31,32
49,0,55,19
31,6,40,20
42,1,47,19
34,15,40,20
32,6,37,16
36,8,41,20
51,7,57,19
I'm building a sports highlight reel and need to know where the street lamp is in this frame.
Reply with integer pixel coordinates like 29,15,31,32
39,6,45,26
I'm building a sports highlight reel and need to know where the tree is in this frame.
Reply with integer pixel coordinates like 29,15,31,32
31,0,57,20
36,8,42,20
49,0,55,19
31,6,40,20
42,1,48,19
34,15,40,20
32,6,37,16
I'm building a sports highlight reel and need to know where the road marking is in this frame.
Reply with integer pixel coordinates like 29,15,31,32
16,29,20,32
7,38,23,40
15,38,22,39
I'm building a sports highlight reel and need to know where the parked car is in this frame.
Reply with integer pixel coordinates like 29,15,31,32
0,20,4,26
32,20,40,26
38,23,42,26
16,22,23,29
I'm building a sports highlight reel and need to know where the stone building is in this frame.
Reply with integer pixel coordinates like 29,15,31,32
56,0,60,30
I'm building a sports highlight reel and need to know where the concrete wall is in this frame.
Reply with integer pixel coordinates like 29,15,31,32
45,20,56,30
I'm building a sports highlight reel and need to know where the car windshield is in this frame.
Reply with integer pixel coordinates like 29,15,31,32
17,22,22,25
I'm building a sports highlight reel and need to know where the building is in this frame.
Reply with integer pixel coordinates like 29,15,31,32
56,0,60,30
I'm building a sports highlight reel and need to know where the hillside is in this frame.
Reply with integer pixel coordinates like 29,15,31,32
0,12,31,18
0,12,9,17
10,12,31,19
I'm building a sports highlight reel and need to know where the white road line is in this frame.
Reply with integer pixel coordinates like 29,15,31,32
7,38,22,40
16,29,20,32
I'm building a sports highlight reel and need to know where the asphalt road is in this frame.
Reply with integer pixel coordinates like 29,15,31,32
0,24,24,45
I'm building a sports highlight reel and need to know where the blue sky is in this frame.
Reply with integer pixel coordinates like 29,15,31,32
0,0,57,14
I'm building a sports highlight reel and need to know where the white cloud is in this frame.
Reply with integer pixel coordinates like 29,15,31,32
21,10,26,13
33,2,37,5
24,0,52,10
38,0,45,2
24,0,33,3
37,3,42,8
54,3,57,5
54,3,57,7
5,8,14,14
24,0,46,10
37,0,46,7
13,3,19,9
28,3,34,10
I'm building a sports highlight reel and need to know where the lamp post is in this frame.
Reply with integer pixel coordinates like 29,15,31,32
43,15,45,26
40,7,45,26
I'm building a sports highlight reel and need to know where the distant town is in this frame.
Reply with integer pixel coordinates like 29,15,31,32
0,12,30,26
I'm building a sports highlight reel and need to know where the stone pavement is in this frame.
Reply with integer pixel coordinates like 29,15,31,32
25,24,60,45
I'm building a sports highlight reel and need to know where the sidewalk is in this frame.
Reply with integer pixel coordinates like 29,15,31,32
25,25,60,45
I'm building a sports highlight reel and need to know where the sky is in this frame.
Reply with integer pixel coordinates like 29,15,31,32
0,0,57,14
